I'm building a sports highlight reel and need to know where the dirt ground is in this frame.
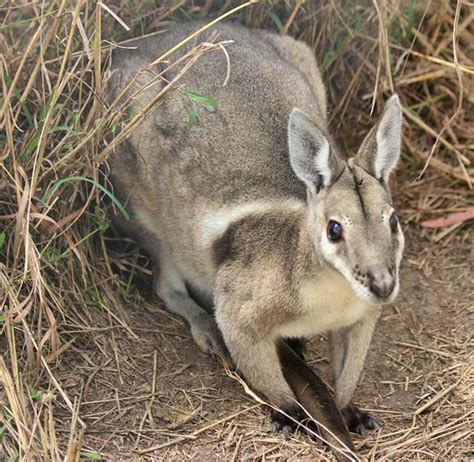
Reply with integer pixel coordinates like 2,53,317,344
52,225,473,461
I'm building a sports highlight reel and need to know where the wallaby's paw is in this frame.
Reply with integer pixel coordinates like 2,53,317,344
270,404,302,440
190,313,227,356
342,403,380,436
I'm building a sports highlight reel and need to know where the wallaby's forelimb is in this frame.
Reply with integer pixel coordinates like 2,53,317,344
277,340,356,462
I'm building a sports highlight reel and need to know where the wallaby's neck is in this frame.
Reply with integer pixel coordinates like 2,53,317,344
294,207,328,281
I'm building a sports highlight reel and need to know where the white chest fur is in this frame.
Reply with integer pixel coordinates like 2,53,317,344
279,268,370,338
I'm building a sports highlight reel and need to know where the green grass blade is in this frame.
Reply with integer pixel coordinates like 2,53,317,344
185,91,217,110
269,13,284,32
43,176,129,220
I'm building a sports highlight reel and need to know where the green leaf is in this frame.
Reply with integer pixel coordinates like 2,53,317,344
0,232,5,251
269,13,284,32
24,132,41,156
401,151,417,166
41,93,56,121
185,91,217,129
402,0,417,40
321,32,352,72
185,91,217,111
43,176,129,220
23,125,73,157
187,101,198,128
98,220,110,233
29,389,45,402
80,450,102,460
48,125,73,135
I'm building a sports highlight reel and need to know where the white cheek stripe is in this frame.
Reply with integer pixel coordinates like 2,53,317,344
320,237,368,301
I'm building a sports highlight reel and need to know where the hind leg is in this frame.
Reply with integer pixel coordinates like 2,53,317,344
154,248,225,355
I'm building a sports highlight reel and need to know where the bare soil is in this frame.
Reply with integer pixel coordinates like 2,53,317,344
54,226,473,460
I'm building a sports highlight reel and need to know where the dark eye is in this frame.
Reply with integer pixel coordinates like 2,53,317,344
327,220,343,242
389,212,399,232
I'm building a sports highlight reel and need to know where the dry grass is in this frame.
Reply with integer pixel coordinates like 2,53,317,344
0,1,472,460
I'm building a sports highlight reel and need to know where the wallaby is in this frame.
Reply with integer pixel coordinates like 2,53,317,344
107,21,404,438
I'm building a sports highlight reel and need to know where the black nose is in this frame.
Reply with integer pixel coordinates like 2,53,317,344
367,270,395,298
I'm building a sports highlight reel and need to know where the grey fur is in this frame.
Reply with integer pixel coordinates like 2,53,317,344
107,21,404,413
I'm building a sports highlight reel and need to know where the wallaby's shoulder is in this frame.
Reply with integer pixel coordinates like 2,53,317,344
212,202,305,269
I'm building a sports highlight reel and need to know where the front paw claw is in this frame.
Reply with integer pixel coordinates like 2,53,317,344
270,405,302,440
271,419,293,440
342,403,380,435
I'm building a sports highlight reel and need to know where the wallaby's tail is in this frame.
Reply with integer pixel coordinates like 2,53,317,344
277,340,357,462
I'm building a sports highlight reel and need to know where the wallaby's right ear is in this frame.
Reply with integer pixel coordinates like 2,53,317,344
353,95,402,184
288,109,343,194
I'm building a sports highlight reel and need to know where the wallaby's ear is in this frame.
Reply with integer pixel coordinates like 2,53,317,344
354,95,402,183
288,108,343,194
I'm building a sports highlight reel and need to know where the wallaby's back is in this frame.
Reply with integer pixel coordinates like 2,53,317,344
108,21,326,212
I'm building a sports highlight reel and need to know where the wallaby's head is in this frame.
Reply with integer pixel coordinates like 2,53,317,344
288,95,404,304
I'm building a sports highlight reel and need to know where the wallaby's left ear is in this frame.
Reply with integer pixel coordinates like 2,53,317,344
354,95,402,183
